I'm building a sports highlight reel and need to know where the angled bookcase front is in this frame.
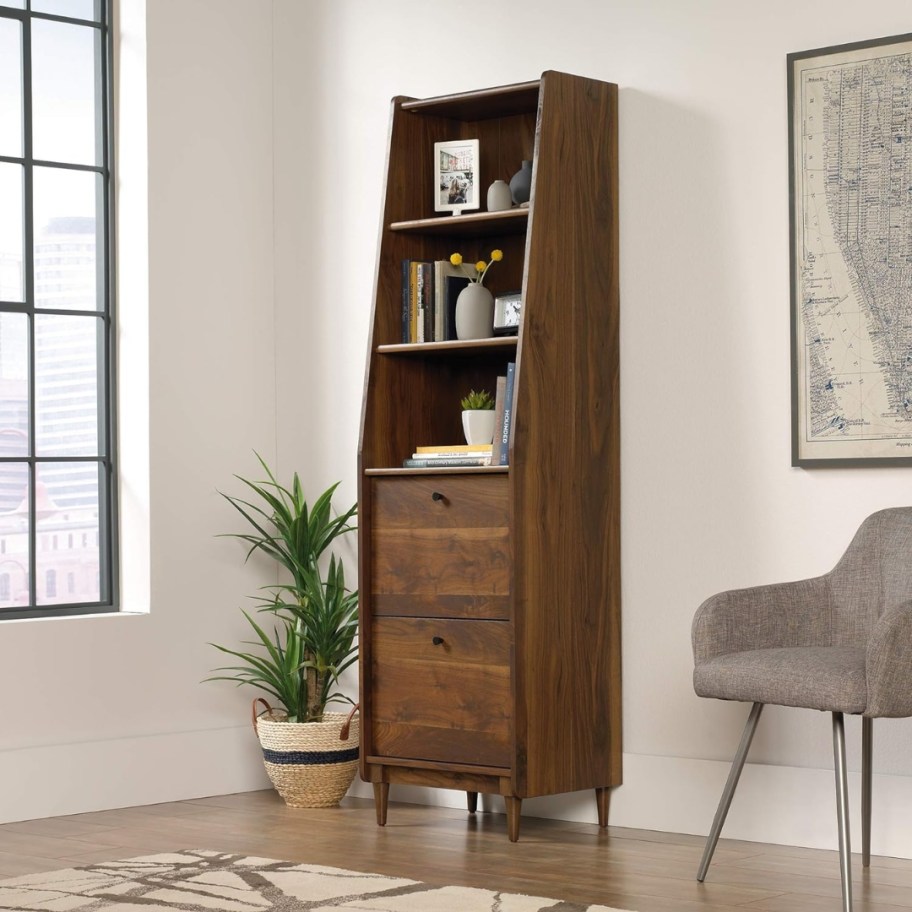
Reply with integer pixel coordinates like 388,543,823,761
358,70,620,841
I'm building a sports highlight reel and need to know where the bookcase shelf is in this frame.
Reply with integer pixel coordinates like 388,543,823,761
358,70,620,843
390,209,528,238
363,466,509,477
376,337,518,356
400,79,540,120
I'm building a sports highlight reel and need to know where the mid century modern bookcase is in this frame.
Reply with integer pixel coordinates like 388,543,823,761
357,70,620,841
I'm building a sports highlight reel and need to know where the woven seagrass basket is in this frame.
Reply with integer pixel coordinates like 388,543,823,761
252,698,360,808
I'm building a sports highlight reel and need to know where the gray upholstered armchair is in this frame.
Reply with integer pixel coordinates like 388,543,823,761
692,507,912,912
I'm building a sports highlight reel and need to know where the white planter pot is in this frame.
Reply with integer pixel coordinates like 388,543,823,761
462,409,496,446
455,283,494,340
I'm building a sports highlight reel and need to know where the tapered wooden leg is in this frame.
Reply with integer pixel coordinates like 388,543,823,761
373,782,389,827
467,791,478,814
505,796,522,842
596,787,610,828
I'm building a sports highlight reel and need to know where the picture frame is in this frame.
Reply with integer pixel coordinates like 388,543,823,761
493,291,522,335
789,33,912,466
434,139,480,215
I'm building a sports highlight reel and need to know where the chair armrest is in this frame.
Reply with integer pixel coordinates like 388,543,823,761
866,600,912,717
692,575,832,664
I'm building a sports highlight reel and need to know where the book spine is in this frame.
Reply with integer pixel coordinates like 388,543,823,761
401,259,410,343
409,261,419,343
489,375,507,465
444,275,470,341
434,261,446,342
420,261,433,343
414,444,492,454
498,362,516,466
402,457,492,468
412,450,492,459
416,263,426,343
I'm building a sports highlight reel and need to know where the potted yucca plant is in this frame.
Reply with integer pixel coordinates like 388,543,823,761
207,454,359,808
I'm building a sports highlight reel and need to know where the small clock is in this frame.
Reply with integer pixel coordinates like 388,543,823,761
493,291,523,335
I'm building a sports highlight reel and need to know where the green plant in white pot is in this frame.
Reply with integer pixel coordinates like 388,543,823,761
207,455,359,808
461,388,496,446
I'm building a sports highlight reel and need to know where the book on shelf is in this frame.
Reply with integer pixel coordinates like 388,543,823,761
402,455,492,468
400,259,470,343
489,375,507,465
401,259,410,344
443,274,470,341
435,261,469,342
498,362,517,466
414,444,492,455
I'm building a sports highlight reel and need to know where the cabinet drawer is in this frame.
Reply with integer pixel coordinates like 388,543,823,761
371,476,510,620
372,475,508,529
371,617,511,768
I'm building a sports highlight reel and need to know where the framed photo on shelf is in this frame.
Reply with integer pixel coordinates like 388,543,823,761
434,139,480,215
788,33,912,466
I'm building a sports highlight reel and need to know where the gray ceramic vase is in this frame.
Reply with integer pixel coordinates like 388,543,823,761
509,160,533,205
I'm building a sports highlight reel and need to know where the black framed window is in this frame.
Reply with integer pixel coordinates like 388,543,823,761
0,0,116,619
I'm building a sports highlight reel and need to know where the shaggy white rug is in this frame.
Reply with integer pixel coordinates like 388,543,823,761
0,849,633,911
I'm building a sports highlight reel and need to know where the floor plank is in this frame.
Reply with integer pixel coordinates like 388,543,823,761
0,792,908,912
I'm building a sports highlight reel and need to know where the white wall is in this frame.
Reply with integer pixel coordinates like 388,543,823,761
3,0,912,862
273,0,912,858
0,0,276,820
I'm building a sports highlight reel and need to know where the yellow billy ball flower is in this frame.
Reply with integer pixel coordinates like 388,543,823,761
450,253,463,266
475,261,486,272
490,249,503,262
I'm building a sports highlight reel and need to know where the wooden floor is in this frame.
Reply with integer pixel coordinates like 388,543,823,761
0,792,909,911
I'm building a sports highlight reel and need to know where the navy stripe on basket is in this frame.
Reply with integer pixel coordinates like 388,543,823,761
262,747,359,766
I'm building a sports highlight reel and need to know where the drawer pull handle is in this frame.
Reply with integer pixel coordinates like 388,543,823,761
432,636,445,646
431,491,446,503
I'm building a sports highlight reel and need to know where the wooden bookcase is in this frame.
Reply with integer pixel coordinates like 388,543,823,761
358,71,620,841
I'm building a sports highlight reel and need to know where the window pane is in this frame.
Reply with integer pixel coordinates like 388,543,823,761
0,2,26,9
32,0,100,21
0,463,29,609
0,312,29,455
36,461,99,605
0,17,22,157
35,313,102,456
0,163,24,302
33,166,102,311
32,19,101,165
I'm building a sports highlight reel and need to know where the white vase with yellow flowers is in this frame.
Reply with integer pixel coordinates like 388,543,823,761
451,249,503,340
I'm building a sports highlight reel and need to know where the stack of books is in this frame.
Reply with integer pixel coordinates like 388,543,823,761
402,444,492,468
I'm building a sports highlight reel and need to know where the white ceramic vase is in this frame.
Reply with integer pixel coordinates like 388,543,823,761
487,179,513,212
455,283,494,340
462,409,496,446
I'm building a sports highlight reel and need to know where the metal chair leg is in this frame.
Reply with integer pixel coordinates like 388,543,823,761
862,717,872,868
697,702,764,882
833,712,854,912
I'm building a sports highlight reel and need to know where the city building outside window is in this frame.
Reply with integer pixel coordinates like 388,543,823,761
0,1,115,619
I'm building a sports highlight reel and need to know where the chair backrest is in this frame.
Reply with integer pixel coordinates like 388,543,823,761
828,507,912,646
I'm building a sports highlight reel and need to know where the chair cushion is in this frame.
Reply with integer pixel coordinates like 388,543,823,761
694,646,867,713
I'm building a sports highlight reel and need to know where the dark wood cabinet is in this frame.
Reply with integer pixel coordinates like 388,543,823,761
358,71,621,841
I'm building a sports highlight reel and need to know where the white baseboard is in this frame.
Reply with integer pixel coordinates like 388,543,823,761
0,726,270,825
5,735,911,861
350,752,912,860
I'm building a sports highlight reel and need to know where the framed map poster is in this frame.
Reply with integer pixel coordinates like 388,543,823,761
789,34,912,466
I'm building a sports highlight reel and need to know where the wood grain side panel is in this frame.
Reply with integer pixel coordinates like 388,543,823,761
371,618,511,767
512,72,621,797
